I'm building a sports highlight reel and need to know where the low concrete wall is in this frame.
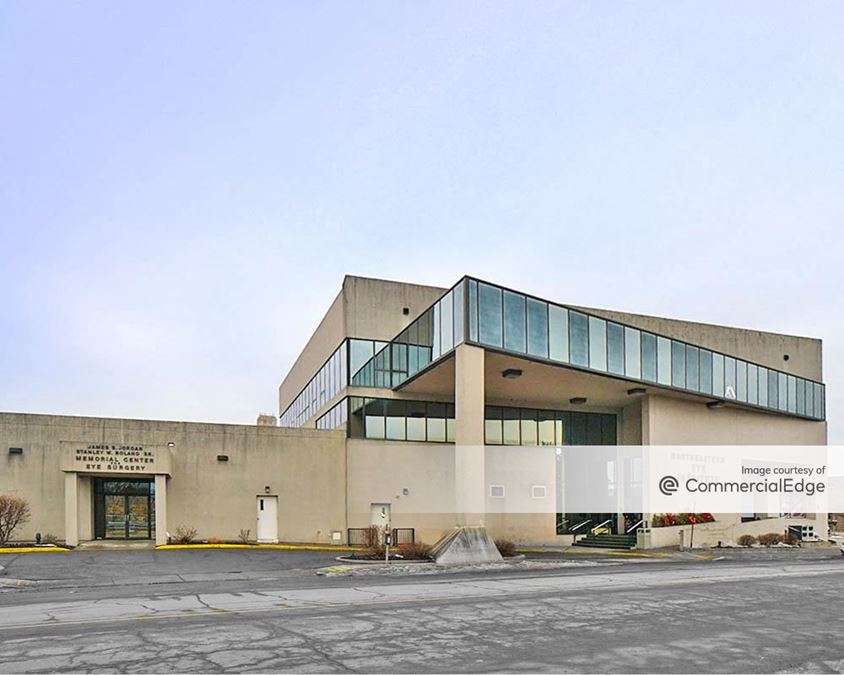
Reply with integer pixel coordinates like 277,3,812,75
641,514,828,549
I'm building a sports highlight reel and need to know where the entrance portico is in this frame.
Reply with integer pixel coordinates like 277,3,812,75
61,443,172,547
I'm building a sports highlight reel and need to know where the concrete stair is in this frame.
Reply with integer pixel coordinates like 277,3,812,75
573,533,637,550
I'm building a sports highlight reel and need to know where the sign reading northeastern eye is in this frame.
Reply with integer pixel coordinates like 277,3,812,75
61,442,172,475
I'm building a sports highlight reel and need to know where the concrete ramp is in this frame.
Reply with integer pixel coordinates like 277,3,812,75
429,526,503,564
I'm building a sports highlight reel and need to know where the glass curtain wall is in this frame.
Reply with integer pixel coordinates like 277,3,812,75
464,278,825,421
280,341,348,428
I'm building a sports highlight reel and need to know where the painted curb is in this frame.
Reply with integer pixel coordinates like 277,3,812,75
155,544,361,552
0,578,36,588
0,547,70,555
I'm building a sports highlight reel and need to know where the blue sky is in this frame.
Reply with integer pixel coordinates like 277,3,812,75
1,2,841,441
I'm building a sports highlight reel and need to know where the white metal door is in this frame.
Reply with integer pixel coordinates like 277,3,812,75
370,502,391,527
256,496,278,543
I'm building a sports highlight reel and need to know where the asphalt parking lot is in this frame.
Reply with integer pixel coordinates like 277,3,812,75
1,549,844,673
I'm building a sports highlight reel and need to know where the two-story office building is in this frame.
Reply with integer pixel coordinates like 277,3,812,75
0,275,828,548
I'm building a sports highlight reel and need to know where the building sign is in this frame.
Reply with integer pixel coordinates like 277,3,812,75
61,442,172,475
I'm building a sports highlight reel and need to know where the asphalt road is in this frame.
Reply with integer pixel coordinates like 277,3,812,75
1,551,843,673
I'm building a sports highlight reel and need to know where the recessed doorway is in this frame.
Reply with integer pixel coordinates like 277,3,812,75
93,477,155,540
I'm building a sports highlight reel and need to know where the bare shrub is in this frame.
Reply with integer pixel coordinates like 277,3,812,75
363,525,385,557
173,526,197,544
737,534,757,547
494,539,516,557
397,541,432,560
0,495,31,545
782,531,798,546
40,533,58,545
758,533,783,547
238,529,251,544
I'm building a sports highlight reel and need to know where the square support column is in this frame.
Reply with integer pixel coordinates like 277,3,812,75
64,473,78,547
155,474,168,546
455,344,486,525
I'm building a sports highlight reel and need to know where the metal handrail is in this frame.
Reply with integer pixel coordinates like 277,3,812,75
591,519,613,535
626,519,643,535
570,519,592,533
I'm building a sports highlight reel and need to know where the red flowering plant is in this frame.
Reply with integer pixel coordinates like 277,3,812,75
651,513,716,528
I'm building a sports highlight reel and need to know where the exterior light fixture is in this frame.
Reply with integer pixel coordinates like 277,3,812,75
167,442,175,448
217,454,229,462
8,447,23,455
569,397,587,405
502,368,523,379
707,400,726,409
627,387,647,396
264,485,271,494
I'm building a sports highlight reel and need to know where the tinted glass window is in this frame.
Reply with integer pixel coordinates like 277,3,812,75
406,401,427,441
588,317,607,371
440,291,454,352
736,361,747,402
503,408,520,445
478,283,502,347
768,372,778,410
787,375,797,413
699,349,712,395
641,333,657,382
686,345,700,391
548,306,569,363
758,368,768,406
778,372,787,411
724,357,736,400
747,364,758,405
607,323,624,375
453,282,465,346
671,342,686,388
468,280,478,342
624,328,641,379
520,409,538,446
527,298,549,358
570,312,589,367
503,291,526,353
657,337,671,385
485,406,502,445
796,379,805,416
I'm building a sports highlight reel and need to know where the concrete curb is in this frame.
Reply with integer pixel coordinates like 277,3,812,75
156,543,361,552
335,556,431,565
516,547,673,558
0,547,70,555
0,578,36,588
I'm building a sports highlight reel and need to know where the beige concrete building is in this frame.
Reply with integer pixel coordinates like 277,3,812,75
0,275,828,549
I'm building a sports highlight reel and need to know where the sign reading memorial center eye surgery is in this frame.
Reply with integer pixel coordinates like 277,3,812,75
61,442,172,475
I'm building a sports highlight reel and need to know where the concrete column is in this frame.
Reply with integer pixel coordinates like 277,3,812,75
155,474,168,546
64,473,78,547
455,344,485,525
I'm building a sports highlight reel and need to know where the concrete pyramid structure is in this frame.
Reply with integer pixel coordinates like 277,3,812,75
429,526,503,564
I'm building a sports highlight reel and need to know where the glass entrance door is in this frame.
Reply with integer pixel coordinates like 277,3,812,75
94,478,154,540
